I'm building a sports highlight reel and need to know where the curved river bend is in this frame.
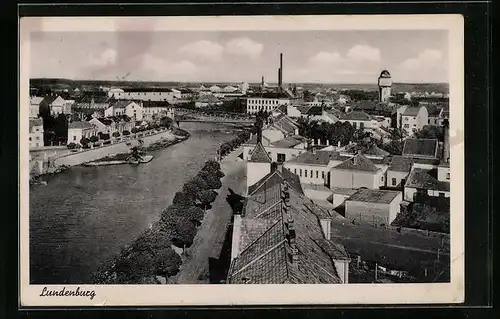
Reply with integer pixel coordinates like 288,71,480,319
29,122,239,284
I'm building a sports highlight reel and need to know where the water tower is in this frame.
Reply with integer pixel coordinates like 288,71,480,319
378,70,392,102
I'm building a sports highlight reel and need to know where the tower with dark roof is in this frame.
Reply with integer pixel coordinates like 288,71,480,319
378,69,392,103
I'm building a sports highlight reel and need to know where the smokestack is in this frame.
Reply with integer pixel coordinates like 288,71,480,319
280,53,283,87
278,68,281,91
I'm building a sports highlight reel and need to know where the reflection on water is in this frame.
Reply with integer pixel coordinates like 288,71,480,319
29,123,237,284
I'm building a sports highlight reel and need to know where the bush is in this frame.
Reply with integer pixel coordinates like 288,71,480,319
67,142,77,149
89,135,99,143
123,130,131,136
172,191,194,207
198,190,217,209
131,127,138,134
170,218,197,249
112,131,121,138
80,137,89,146
197,170,222,189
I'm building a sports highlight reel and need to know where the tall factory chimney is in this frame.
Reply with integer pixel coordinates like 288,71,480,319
278,68,281,92
279,53,283,90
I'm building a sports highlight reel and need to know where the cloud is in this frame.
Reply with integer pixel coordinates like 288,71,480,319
141,54,197,77
400,49,443,70
308,51,342,65
346,45,381,62
178,40,224,61
88,49,117,68
224,37,263,59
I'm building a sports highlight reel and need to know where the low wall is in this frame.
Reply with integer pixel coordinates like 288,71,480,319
54,130,180,167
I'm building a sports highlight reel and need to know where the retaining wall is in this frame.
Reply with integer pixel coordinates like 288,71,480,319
54,130,179,167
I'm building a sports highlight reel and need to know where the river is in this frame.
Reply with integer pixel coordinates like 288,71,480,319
29,122,241,284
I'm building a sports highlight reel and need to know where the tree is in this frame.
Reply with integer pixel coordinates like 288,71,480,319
154,247,182,278
198,189,217,209
202,159,221,174
415,125,444,141
170,218,197,249
131,127,138,134
90,135,99,143
159,117,173,129
114,250,156,284
67,142,77,149
112,131,121,138
172,191,194,207
80,137,89,146
197,170,222,189
185,206,205,223
123,130,131,136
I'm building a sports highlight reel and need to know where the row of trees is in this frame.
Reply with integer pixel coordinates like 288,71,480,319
93,159,225,284
296,117,356,147
218,130,251,158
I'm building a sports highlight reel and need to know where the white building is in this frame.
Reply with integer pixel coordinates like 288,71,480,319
345,189,403,225
113,88,175,102
67,121,98,144
29,118,44,148
329,152,387,189
338,111,384,130
246,92,292,114
49,96,67,116
404,168,450,201
105,100,143,121
29,96,44,118
378,70,392,103
400,106,429,136
142,100,175,121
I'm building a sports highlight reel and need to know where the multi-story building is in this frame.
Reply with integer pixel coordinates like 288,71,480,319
246,92,291,114
400,106,429,136
67,121,98,144
113,88,175,102
142,100,175,121
29,96,44,118
338,111,387,130
29,118,44,148
105,100,143,122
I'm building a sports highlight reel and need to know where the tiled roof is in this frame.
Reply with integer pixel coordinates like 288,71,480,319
333,153,379,173
402,107,422,116
307,106,323,116
339,111,373,121
41,95,58,105
142,100,172,108
268,113,298,135
402,139,438,158
228,183,347,284
287,150,342,166
247,92,291,99
68,121,94,129
110,100,136,109
347,189,401,204
246,167,304,201
405,168,450,192
30,96,44,105
29,118,43,131
345,144,390,157
97,118,114,126
271,136,306,149
296,106,312,114
249,142,272,163
426,105,442,117
388,155,413,172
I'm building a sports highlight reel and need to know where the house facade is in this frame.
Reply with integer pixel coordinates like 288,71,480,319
29,118,44,148
142,100,175,121
67,121,98,144
400,106,429,136
345,189,403,225
338,111,382,130
29,96,44,118
246,92,291,114
113,88,175,102
404,168,450,201
329,152,386,189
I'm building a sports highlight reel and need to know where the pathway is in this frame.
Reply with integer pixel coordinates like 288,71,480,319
173,146,246,284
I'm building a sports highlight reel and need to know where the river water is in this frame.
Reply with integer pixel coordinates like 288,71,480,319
29,122,240,284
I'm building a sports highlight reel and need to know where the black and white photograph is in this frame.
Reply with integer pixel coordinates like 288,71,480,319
20,15,464,306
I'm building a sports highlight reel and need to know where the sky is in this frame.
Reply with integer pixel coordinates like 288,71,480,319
29,30,449,84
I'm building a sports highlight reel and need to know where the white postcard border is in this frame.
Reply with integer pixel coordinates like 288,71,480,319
19,14,465,306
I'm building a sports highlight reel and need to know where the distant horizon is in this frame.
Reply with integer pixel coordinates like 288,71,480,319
30,77,450,87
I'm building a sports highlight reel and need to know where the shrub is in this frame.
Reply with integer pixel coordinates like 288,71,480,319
172,191,194,207
90,135,99,143
197,170,222,189
112,131,121,138
198,190,217,209
67,142,77,149
170,218,197,249
131,127,138,134
80,137,89,146
123,130,131,136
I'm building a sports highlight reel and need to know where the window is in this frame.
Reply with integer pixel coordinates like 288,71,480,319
392,178,396,186
360,122,365,129
73,136,76,141
305,170,308,177
352,122,357,129
277,153,286,163
316,171,318,179
310,170,313,177
29,137,32,141
36,137,40,140
381,176,384,182
439,192,445,197
404,124,409,128
36,128,39,132
446,172,450,180
322,171,325,179
428,119,431,124
299,169,302,177
294,168,297,174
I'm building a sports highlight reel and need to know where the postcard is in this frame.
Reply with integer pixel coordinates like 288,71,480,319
20,14,464,306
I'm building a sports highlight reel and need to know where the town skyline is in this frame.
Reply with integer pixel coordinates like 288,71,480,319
30,30,449,84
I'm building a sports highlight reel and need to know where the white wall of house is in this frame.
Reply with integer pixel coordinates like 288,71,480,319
345,194,402,225
29,104,40,118
387,170,410,187
125,102,143,121
284,163,328,185
29,125,44,148
438,165,451,182
329,169,384,189
404,186,450,201
402,107,429,136
246,162,271,192
114,91,175,102
286,104,302,118
67,128,97,144
339,119,380,130
267,147,305,163
332,193,352,208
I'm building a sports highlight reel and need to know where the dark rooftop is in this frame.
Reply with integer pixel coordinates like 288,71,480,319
333,153,380,173
249,142,272,163
402,139,439,159
405,168,450,192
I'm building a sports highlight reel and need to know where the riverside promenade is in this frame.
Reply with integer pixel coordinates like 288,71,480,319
172,146,246,284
